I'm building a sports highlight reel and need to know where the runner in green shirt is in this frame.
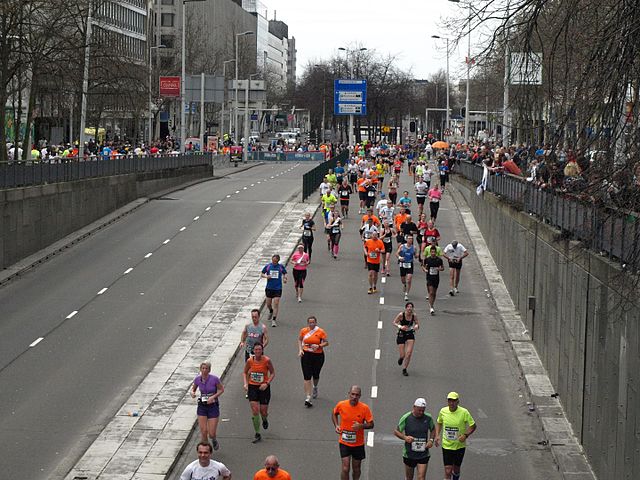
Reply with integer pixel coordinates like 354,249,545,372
394,398,436,480
435,392,477,480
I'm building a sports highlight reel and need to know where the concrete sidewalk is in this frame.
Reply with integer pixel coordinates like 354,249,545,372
65,199,317,480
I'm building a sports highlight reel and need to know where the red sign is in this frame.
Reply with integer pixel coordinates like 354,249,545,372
159,76,181,97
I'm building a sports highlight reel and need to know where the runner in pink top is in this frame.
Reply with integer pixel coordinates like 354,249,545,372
290,244,310,303
428,187,443,223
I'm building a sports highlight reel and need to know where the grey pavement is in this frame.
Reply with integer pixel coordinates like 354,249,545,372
169,165,570,479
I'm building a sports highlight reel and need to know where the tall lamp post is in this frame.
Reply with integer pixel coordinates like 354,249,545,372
338,46,367,147
448,0,472,145
314,64,327,144
431,36,450,141
180,0,206,153
234,31,254,142
220,59,235,141
148,44,166,146
242,72,259,164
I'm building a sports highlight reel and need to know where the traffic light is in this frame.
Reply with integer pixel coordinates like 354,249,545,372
409,121,416,133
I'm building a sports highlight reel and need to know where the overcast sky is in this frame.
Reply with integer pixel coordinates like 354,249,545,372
264,0,471,81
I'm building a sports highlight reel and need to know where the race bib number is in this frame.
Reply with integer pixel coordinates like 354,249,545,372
411,439,427,452
368,251,378,259
429,267,439,276
383,237,391,243
368,191,375,197
250,372,265,383
401,262,412,269
341,190,349,197
341,430,357,443
303,230,312,237
445,426,458,441
364,232,371,239
431,198,440,203
199,394,210,403
269,270,280,279
332,227,340,233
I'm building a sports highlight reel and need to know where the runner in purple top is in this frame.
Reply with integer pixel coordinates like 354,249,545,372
190,361,224,450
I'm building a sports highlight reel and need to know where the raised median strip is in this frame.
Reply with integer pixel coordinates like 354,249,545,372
450,184,596,480
65,200,317,480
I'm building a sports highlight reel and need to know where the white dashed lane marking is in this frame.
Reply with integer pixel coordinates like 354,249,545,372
66,311,78,319
163,239,171,244
123,268,133,275
377,321,383,329
379,297,385,305
226,194,231,198
381,277,386,284
374,349,381,360
144,253,153,258
29,337,44,347
216,200,222,203
371,386,378,398
205,207,211,211
180,226,187,231
250,183,255,187
97,288,108,295
193,216,200,221
367,431,375,447
235,190,240,194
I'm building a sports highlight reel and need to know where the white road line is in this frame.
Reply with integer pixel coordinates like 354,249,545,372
66,311,78,319
216,200,222,203
374,349,381,360
180,226,187,231
377,321,383,329
371,386,378,398
29,337,44,347
367,431,375,447
144,253,153,258
205,206,211,211
193,216,200,221
250,183,255,186
257,181,261,184
379,297,385,305
123,267,133,275
270,176,274,178
97,287,108,295
163,239,171,244
243,186,247,190
226,194,231,198
381,277,386,284
235,190,240,194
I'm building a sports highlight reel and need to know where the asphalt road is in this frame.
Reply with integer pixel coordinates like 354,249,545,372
0,162,316,480
170,166,562,480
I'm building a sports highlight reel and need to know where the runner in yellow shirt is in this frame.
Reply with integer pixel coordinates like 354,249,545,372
435,392,477,480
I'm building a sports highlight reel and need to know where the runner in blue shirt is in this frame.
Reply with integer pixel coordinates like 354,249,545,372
261,255,288,327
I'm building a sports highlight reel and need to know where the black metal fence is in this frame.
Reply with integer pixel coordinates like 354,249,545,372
0,153,233,189
302,150,349,200
456,161,640,268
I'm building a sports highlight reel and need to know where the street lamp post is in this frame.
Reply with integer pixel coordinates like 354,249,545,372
180,0,206,154
338,47,367,147
448,0,472,145
431,35,450,140
148,45,166,146
79,2,93,155
242,73,259,164
315,64,327,144
220,59,235,141
234,31,254,142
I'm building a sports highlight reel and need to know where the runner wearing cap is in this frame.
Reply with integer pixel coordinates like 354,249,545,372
298,315,329,407
435,392,477,480
332,385,374,480
394,398,436,480
443,241,469,295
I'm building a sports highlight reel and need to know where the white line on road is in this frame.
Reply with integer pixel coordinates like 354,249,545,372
371,386,378,398
257,181,261,184
235,190,240,194
374,349,381,360
123,268,133,275
270,176,274,178
193,216,200,221
180,226,187,231
205,207,211,211
250,183,254,186
145,253,153,258
367,431,375,447
163,239,170,244
379,297,385,305
29,337,44,347
377,321,383,329
66,311,78,319
243,186,247,190
226,194,231,198
97,287,108,295
216,200,222,203
381,277,386,284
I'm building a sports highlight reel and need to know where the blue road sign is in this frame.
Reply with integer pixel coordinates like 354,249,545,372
334,79,367,116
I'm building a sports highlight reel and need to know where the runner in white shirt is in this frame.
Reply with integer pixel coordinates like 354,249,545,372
443,240,469,296
414,179,429,217
379,199,396,226
423,166,433,188
376,192,388,216
180,442,232,480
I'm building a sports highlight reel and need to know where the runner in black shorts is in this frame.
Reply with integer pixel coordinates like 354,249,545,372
422,246,444,316
338,179,353,218
393,302,420,376
380,223,394,276
243,344,275,443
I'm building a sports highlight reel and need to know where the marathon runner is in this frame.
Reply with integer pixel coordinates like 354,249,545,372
422,245,444,315
348,159,359,192
179,442,231,480
243,344,275,444
260,255,288,327
415,176,429,217
338,179,353,218
392,301,420,376
394,398,436,480
380,221,395,276
364,230,385,294
326,206,343,260
388,174,399,204
435,392,477,480
298,315,329,407
443,240,469,296
332,386,374,480
398,190,412,214
360,216,380,268
189,362,224,449
335,161,346,185
427,185,442,223
397,234,417,301
290,244,310,302
240,309,269,361
301,212,316,262
254,455,291,480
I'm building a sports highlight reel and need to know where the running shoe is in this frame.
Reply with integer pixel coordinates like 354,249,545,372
402,369,409,376
372,288,378,293
262,418,269,429
298,297,302,303
367,288,373,294
312,386,318,398
454,287,459,294
305,398,313,408
252,433,262,444
398,357,403,366
271,319,278,327
404,293,409,301
449,290,454,296
430,307,435,315
212,439,219,450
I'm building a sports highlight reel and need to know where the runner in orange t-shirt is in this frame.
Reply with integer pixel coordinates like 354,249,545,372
364,231,385,294
254,455,291,480
332,386,374,480
243,344,275,443
356,175,367,214
298,315,329,407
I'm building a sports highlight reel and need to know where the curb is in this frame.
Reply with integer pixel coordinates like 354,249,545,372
448,180,597,480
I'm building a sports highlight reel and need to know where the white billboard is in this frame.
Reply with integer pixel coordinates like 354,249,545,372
510,52,543,85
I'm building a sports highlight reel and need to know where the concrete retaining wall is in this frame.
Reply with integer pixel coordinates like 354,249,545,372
453,174,640,480
0,166,211,270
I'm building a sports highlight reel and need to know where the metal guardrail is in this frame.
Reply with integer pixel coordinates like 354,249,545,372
249,151,326,162
456,160,640,268
302,150,349,200
0,153,231,189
